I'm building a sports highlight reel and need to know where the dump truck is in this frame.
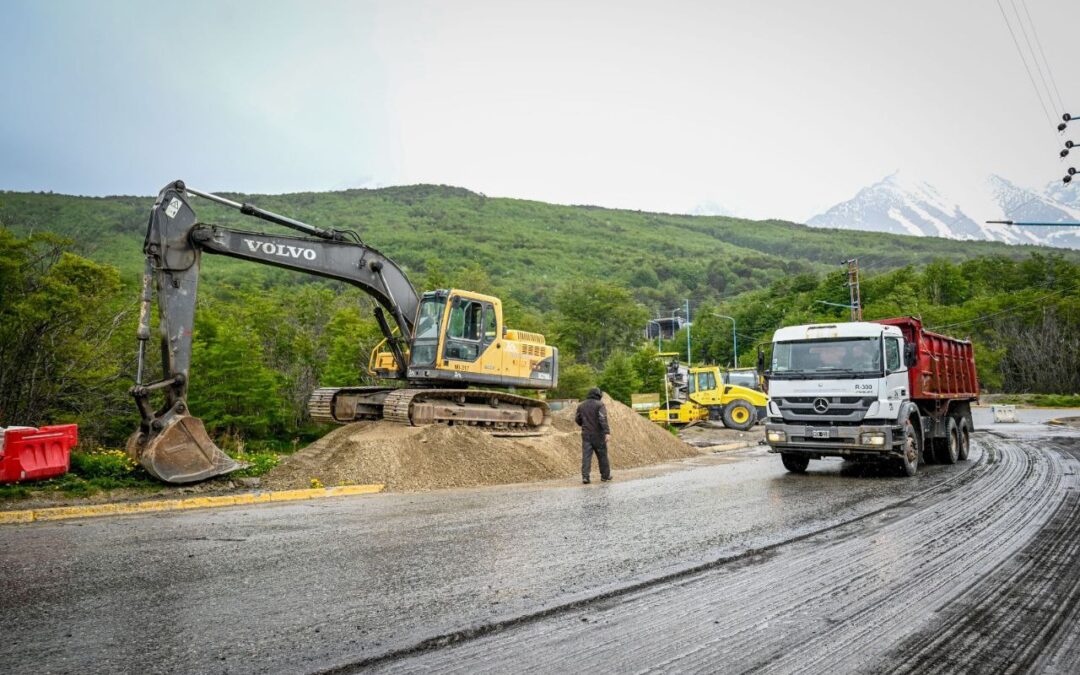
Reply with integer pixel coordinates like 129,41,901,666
129,180,558,483
763,317,978,476
648,360,768,431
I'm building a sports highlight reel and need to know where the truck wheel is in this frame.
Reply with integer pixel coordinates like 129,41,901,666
896,418,920,477
782,453,809,474
957,417,971,461
722,400,757,431
937,418,959,465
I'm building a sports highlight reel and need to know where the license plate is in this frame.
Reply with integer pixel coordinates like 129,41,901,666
811,429,830,439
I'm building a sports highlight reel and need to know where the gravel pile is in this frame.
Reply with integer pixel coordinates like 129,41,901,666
265,395,699,491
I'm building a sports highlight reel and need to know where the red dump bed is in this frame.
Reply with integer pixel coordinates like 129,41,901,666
875,317,979,401
0,424,77,483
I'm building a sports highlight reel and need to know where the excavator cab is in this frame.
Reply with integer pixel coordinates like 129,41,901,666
370,289,557,391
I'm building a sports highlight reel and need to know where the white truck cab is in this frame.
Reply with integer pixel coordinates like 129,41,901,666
765,322,917,475
764,318,977,477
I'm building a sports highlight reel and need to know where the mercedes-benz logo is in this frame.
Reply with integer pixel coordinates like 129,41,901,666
813,398,830,413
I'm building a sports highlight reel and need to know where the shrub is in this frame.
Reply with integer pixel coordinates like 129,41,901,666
70,449,138,479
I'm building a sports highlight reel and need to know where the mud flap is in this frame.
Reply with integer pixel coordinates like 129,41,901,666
127,414,242,483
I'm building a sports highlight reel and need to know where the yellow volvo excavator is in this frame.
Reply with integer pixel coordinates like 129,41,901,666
129,180,558,483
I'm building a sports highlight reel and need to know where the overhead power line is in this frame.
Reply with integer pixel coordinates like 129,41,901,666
995,0,1059,145
1009,0,1061,117
1018,0,1066,114
927,281,1080,332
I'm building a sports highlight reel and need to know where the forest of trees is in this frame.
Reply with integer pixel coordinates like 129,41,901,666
1,185,1062,317
1,185,1078,453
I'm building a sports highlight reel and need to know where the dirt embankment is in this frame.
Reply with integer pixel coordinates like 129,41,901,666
1049,416,1080,429
265,395,700,491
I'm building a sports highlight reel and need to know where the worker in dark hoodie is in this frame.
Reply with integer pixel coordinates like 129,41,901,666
575,387,612,484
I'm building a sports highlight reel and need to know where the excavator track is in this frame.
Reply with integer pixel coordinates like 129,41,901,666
307,386,394,425
308,387,551,436
383,388,552,436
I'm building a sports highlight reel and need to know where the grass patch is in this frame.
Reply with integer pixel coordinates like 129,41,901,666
0,449,164,502
1030,394,1080,408
1,443,289,504
70,448,138,479
229,450,280,477
992,393,1080,407
0,484,31,501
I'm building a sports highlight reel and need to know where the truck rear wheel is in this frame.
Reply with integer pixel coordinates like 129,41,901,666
896,419,920,477
781,453,809,474
936,418,959,465
957,417,971,461
722,399,757,431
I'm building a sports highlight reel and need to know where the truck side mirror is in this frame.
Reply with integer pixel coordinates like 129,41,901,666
756,347,765,374
904,343,917,368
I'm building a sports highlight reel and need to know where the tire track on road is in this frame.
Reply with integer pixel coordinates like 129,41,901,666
883,436,1080,675
365,435,1075,674
317,446,984,674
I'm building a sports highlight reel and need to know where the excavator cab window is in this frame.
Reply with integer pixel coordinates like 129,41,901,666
443,297,492,362
410,294,447,367
484,306,498,345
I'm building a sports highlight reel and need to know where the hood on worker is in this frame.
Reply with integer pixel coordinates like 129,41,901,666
586,387,603,400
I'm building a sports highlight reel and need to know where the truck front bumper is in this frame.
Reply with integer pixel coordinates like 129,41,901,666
765,422,901,458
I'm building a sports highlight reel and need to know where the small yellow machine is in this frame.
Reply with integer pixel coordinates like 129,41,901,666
648,362,768,431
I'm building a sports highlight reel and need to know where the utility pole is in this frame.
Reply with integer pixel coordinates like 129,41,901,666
712,314,737,368
685,299,692,365
844,259,862,321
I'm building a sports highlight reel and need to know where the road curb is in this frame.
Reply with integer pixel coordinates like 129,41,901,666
0,484,385,525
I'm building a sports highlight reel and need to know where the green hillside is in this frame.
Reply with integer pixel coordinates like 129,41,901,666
2,184,1072,312
2,185,1077,466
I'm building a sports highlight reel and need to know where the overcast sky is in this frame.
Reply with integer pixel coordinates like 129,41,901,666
1,0,1076,221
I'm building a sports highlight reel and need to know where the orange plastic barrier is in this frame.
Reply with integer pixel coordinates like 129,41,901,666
0,424,77,483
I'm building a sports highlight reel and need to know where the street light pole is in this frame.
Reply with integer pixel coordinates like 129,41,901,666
646,318,662,352
712,314,737,368
665,304,692,364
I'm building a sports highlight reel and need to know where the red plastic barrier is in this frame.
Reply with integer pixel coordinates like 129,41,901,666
0,424,77,483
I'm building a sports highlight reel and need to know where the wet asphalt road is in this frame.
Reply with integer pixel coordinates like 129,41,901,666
2,408,1078,674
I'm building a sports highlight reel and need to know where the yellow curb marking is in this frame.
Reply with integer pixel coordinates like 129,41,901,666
0,484,384,525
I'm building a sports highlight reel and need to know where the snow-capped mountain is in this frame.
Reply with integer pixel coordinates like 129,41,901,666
690,200,737,217
807,172,1080,249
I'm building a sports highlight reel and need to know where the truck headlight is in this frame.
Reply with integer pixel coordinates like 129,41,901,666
767,430,786,443
860,432,886,446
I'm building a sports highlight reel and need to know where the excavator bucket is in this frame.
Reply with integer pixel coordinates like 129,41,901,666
127,414,241,483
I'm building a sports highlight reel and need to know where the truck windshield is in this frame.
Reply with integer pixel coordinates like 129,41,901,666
410,294,447,366
770,337,882,379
